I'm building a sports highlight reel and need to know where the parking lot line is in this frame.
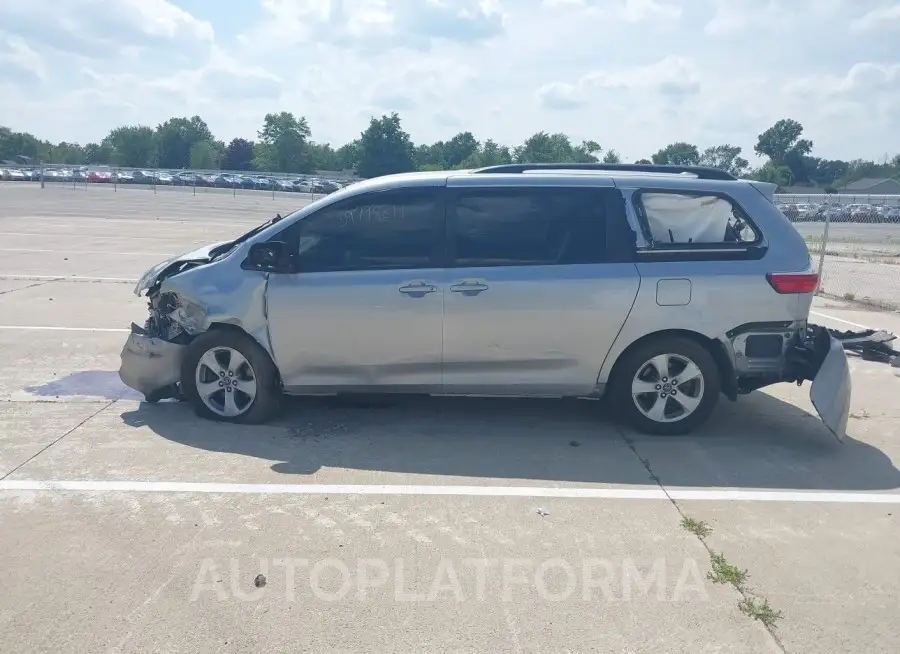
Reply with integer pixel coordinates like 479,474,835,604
0,247,173,256
2,480,900,503
0,325,130,332
0,274,137,283
810,310,872,330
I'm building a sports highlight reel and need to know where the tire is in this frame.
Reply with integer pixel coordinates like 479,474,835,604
611,336,720,436
181,329,281,424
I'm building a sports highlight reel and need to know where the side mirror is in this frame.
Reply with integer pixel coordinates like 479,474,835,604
244,241,290,272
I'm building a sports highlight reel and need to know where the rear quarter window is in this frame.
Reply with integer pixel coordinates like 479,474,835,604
635,191,761,247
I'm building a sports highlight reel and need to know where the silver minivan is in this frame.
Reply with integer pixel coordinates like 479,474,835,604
119,163,851,438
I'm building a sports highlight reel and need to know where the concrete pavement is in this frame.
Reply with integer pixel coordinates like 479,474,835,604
0,184,898,653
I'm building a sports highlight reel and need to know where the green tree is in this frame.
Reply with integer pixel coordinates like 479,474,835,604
257,111,313,173
750,161,793,189
651,142,700,166
83,142,112,164
103,125,157,168
754,119,812,166
251,143,276,171
156,115,213,169
602,149,622,164
754,119,814,183
699,144,749,177
514,132,601,163
413,142,446,170
220,138,255,171
460,138,513,168
189,140,220,170
355,112,416,178
443,131,480,168
0,127,50,162
635,158,652,164
334,141,359,171
307,142,336,170
50,142,85,165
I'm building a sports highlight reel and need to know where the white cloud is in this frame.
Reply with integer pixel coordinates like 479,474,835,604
0,0,898,163
620,0,682,22
0,33,47,82
850,3,900,33
538,56,700,109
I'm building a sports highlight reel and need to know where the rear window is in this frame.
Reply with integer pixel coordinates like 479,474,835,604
636,192,760,246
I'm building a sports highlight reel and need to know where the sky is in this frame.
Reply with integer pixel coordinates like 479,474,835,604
0,0,898,163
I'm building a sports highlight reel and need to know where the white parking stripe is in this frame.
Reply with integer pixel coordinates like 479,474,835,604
810,311,873,331
1,480,899,503
0,274,137,283
0,248,173,256
0,326,130,332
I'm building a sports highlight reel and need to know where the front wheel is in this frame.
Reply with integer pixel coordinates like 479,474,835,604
612,337,720,436
181,330,281,424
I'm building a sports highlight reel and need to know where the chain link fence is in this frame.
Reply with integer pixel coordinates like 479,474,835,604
776,194,900,310
0,163,360,202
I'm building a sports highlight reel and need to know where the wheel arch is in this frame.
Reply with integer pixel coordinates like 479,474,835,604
605,329,737,401
203,322,284,387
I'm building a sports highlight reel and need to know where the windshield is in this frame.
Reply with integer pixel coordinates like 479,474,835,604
213,183,362,260
209,213,287,260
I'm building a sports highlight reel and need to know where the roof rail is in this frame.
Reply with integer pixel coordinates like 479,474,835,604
471,163,737,181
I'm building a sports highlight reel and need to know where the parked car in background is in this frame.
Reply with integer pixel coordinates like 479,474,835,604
131,170,156,184
874,205,900,223
88,170,113,183
114,171,135,184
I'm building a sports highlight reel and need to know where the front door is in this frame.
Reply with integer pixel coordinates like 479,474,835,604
266,186,447,391
441,185,640,396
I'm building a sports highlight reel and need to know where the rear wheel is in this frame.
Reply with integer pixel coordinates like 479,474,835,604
612,336,720,435
181,330,281,424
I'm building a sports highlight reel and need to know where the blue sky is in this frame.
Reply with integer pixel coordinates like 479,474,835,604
0,0,898,163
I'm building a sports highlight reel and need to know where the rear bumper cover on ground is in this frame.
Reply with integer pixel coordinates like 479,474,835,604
809,334,852,442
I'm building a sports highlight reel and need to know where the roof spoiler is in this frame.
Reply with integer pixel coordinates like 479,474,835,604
749,181,777,202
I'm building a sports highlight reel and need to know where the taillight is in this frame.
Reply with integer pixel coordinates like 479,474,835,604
766,272,819,294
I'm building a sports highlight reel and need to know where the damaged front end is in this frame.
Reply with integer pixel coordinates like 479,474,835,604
118,291,209,402
119,248,220,402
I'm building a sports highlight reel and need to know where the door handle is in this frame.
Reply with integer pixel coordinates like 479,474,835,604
398,281,437,297
450,280,489,295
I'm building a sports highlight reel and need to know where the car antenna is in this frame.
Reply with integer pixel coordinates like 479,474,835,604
273,213,283,223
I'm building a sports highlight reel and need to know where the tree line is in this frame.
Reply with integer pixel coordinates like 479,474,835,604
2,113,898,189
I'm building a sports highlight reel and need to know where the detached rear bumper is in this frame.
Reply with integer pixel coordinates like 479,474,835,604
810,335,852,441
787,326,852,442
118,332,186,399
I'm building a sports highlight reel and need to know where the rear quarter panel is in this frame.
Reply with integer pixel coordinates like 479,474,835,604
597,183,814,383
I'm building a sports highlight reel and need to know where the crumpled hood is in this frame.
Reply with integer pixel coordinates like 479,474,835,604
134,240,231,296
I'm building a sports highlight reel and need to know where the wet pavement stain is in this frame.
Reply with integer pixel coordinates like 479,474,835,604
23,370,143,401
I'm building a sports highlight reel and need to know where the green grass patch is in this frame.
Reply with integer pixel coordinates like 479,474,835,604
738,596,784,628
707,552,749,587
680,516,712,539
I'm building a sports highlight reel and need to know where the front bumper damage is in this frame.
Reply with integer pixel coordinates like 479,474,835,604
118,290,205,402
119,329,186,402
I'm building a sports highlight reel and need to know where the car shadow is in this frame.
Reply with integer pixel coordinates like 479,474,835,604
119,390,900,492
